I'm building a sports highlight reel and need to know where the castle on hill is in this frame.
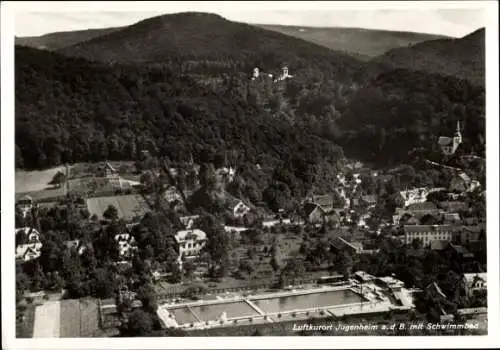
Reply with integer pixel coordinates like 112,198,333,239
250,65,293,83
438,121,462,156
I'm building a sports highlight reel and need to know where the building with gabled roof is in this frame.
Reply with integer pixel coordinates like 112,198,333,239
329,236,361,255
16,242,42,263
462,273,487,298
225,197,250,219
180,215,200,230
64,239,90,256
175,229,207,262
15,227,40,243
404,224,454,247
438,121,462,156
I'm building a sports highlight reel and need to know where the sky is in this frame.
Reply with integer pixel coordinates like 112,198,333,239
12,1,486,38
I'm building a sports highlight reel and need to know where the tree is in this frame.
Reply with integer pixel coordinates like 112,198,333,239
263,181,292,212
139,170,156,192
270,251,281,272
103,205,119,221
183,260,196,279
50,171,66,187
136,283,158,313
411,238,423,250
339,252,353,279
123,309,154,337
238,259,254,276
92,267,117,299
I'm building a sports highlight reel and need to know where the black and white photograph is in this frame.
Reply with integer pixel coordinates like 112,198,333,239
1,1,499,349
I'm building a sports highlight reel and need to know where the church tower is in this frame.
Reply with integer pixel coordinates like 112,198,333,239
453,121,462,152
282,65,288,78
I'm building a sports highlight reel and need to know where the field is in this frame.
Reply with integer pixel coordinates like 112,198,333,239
59,299,99,337
33,301,61,338
86,194,151,221
69,161,136,179
228,230,303,280
15,186,67,203
68,177,129,196
15,166,66,193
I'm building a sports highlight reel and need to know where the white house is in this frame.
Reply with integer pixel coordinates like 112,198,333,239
16,243,42,262
15,227,40,243
226,197,251,219
399,187,446,208
216,167,236,183
404,225,454,247
16,196,34,218
462,273,487,298
175,229,207,261
114,233,138,259
180,215,200,230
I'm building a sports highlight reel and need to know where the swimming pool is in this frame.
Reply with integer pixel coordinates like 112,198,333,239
190,301,258,321
169,301,259,325
251,289,366,314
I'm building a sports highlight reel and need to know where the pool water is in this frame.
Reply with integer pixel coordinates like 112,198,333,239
251,289,366,314
170,301,259,325
170,307,199,325
190,301,258,321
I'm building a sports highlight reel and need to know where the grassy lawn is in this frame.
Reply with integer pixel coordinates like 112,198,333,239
15,166,65,193
86,194,151,221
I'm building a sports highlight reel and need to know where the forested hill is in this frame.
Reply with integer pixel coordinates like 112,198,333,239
257,24,447,60
15,45,349,192
337,69,485,165
16,43,485,176
374,28,485,86
55,12,374,73
15,27,121,51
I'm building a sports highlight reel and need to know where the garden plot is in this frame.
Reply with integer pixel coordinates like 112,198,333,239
86,194,151,221
33,301,61,338
58,299,99,337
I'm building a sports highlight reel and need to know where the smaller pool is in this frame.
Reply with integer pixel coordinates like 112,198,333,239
252,289,366,314
170,307,199,325
190,301,258,321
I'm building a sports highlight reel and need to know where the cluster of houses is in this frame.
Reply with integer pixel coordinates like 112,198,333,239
393,177,484,260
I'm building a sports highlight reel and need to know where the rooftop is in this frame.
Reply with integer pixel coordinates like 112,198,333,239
438,136,453,145
361,195,377,204
449,243,473,256
426,282,447,299
330,236,359,252
463,273,487,283
430,240,450,251
406,202,437,211
458,172,472,183
175,229,207,243
311,194,335,208
404,225,453,233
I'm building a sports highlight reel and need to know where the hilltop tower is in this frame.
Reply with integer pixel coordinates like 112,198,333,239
453,121,463,149
252,67,260,80
282,65,289,78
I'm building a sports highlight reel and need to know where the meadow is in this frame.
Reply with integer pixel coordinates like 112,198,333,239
86,194,151,221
